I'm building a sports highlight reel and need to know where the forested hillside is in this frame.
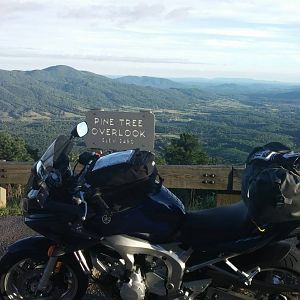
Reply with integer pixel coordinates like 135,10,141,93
1,65,300,163
115,76,184,89
0,66,210,120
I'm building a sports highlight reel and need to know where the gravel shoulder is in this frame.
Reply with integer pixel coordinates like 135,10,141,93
0,216,34,257
0,216,102,299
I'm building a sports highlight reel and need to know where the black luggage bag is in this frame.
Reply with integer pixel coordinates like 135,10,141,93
85,149,162,211
241,142,300,225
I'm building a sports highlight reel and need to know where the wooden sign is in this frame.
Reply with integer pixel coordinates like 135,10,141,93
85,110,155,150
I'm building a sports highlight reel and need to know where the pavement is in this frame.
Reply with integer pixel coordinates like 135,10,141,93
0,216,103,299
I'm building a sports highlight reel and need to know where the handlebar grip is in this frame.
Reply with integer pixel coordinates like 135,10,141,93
78,152,96,165
78,151,101,165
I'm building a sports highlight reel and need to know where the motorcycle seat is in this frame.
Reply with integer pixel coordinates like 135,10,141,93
178,201,255,248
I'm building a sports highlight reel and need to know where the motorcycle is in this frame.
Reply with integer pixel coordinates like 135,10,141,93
0,121,300,300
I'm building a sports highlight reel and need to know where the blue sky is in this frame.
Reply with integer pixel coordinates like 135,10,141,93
0,0,300,82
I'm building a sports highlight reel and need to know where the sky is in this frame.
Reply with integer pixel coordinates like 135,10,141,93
0,0,300,82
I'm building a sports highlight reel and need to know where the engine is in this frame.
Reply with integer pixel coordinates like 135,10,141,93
120,255,168,300
120,269,146,300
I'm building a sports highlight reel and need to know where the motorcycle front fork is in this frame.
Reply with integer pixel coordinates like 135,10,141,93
35,245,90,295
36,256,59,293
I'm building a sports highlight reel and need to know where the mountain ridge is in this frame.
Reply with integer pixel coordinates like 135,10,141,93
115,75,184,89
0,65,208,119
1,65,300,121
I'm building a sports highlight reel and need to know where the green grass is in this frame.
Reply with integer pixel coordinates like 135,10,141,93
0,198,22,216
170,189,216,211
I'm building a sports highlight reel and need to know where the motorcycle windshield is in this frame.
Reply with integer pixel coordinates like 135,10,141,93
40,135,72,169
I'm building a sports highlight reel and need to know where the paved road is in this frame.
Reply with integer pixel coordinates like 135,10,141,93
0,216,103,299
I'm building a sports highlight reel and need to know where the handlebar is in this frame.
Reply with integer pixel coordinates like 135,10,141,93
29,150,95,222
28,170,88,222
72,191,88,221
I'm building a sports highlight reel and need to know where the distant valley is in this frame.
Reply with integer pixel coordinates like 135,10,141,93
1,65,300,163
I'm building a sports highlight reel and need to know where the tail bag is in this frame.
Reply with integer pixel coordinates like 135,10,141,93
241,142,300,224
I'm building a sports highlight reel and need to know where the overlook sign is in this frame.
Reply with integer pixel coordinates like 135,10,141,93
85,110,155,151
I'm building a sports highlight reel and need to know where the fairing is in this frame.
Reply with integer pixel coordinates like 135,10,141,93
85,186,186,243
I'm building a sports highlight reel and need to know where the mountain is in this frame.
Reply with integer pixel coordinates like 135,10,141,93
270,89,300,102
115,75,184,89
171,77,295,85
0,65,208,119
1,65,299,121
2,65,300,163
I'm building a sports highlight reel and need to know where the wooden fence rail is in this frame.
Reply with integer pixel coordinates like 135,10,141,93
0,162,245,207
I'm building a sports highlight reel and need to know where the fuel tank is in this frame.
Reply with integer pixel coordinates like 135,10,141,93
85,186,186,243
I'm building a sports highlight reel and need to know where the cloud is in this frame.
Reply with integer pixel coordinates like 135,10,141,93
0,0,45,18
0,0,299,81
144,27,278,39
2,0,300,27
61,3,166,26
163,0,300,25
0,49,212,65
165,7,192,21
206,39,251,48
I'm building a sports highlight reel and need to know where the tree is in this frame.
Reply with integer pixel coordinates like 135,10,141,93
0,132,34,161
164,133,209,165
163,133,215,210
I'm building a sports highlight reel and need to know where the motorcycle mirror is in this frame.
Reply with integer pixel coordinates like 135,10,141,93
71,122,88,138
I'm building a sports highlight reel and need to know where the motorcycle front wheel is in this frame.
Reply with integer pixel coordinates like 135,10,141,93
0,252,88,300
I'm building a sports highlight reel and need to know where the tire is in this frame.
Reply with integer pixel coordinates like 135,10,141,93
270,249,300,273
0,251,88,300
231,250,300,299
251,250,300,298
207,249,300,299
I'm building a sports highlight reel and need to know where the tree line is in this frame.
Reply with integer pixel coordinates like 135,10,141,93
0,131,215,209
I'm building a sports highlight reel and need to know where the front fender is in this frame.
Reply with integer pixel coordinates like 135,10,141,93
0,236,53,271
0,236,91,276
6,235,53,255
0,236,90,293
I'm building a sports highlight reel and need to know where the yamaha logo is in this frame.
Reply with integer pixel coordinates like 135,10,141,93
102,214,112,224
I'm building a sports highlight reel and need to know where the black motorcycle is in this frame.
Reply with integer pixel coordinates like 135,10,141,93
0,122,299,300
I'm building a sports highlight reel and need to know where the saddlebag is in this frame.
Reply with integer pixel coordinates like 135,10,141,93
241,142,300,225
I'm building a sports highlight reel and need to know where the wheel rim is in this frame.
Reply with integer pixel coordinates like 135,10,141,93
253,268,300,300
255,268,300,289
233,268,300,300
3,257,78,300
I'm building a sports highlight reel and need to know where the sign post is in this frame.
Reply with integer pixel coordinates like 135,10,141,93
85,110,155,151
0,187,6,208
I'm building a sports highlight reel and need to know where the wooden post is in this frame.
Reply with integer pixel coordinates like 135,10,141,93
0,187,6,208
